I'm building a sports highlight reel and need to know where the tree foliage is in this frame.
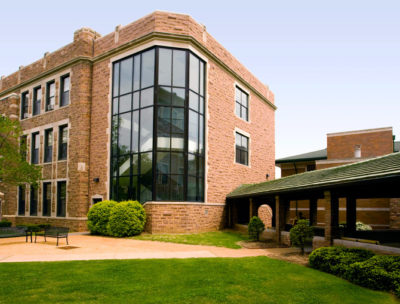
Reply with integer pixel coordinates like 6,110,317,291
0,116,41,186
248,216,265,241
289,219,313,254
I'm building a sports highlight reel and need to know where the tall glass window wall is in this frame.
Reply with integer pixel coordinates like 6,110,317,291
111,47,205,203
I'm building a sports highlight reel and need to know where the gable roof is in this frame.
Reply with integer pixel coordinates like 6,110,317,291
229,152,400,199
275,142,400,164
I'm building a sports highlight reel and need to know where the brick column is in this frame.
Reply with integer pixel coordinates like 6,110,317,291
390,198,400,229
346,196,357,233
324,191,339,244
309,197,318,226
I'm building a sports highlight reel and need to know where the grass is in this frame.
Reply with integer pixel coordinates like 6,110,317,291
0,257,397,304
132,230,248,249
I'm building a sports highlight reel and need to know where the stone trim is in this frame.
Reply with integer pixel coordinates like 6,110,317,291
327,127,393,137
143,201,225,206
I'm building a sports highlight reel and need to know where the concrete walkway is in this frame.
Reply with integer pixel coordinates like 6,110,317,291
0,234,300,263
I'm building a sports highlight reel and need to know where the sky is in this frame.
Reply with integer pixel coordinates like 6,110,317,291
1,0,399,161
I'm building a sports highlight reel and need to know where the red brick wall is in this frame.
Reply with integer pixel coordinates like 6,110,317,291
327,129,393,160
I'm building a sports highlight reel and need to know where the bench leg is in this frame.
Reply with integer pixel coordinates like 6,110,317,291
44,235,46,243
57,238,59,246
66,235,69,245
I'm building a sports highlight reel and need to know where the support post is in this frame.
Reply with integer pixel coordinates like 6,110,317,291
346,196,356,234
275,195,285,244
309,197,318,226
324,191,339,244
249,198,253,220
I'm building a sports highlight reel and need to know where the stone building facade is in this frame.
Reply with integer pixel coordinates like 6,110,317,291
276,127,398,229
0,12,276,232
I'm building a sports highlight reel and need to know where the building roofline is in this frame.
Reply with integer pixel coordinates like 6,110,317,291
327,127,393,137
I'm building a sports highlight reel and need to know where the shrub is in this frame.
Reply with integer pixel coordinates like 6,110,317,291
87,200,118,235
344,255,400,292
395,284,400,298
309,246,375,277
16,224,42,232
356,221,372,231
248,216,265,241
107,201,146,237
0,220,12,227
290,219,313,254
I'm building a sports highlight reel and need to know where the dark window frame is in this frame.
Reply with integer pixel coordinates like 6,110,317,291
235,132,249,166
42,182,51,217
57,181,66,217
30,186,38,216
58,125,68,160
18,185,26,216
44,128,53,163
235,86,249,121
21,91,29,119
31,132,40,164
46,80,55,111
32,86,41,116
60,74,70,107
110,46,205,203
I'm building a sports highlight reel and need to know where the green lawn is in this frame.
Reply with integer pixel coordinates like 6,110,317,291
132,230,248,249
0,257,397,304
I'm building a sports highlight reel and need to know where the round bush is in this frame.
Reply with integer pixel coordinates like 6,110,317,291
248,216,265,241
309,246,375,277
87,200,118,235
290,219,313,254
107,201,146,237
344,255,400,291
395,284,400,298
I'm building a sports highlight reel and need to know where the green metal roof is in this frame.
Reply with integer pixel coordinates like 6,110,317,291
229,152,400,199
275,148,327,164
275,142,400,164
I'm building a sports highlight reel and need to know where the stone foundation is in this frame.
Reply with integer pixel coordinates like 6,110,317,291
143,202,226,233
2,215,87,232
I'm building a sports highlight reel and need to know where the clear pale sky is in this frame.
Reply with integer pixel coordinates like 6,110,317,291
1,0,399,160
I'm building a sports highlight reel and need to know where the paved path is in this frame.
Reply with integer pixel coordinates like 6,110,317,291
0,234,299,263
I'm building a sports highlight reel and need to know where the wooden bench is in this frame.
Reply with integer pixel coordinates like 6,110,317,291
0,227,29,242
39,227,69,246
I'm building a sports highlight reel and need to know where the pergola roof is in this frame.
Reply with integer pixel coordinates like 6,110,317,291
228,152,400,199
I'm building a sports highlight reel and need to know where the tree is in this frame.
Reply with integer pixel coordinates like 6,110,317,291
0,116,41,186
289,219,314,255
248,216,265,241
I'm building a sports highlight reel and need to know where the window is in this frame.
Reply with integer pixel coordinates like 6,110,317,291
111,47,205,203
20,135,27,161
33,86,41,116
30,186,38,216
235,132,249,166
355,145,361,158
42,182,51,216
21,91,29,119
307,164,316,172
31,132,40,164
58,125,68,160
60,74,70,107
235,86,249,121
44,129,53,162
46,81,55,111
57,181,66,217
18,185,26,216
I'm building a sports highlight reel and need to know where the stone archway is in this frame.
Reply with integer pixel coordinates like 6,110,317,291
258,204,273,228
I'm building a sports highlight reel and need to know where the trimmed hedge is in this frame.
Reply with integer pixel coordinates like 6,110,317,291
87,200,118,235
248,216,265,241
309,246,375,277
344,255,400,292
0,220,12,227
107,201,146,237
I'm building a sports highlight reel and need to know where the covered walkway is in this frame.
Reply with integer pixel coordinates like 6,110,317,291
227,152,400,246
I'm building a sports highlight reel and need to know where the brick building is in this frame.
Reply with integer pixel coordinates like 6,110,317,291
0,12,276,232
276,127,399,229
